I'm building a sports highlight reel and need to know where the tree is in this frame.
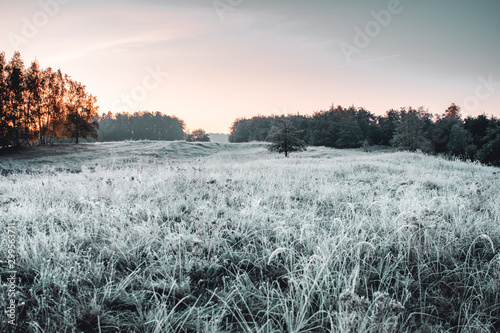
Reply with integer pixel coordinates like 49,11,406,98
6,51,26,146
308,108,337,147
187,129,210,142
464,114,492,150
431,103,463,153
444,103,461,118
162,113,186,141
44,68,66,144
376,109,400,146
63,79,98,143
446,124,473,159
64,112,98,143
476,121,500,166
26,59,44,143
391,107,431,152
267,120,306,157
229,118,250,142
334,107,364,148
0,52,10,147
477,136,500,166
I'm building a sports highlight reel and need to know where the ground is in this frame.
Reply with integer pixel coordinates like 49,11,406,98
0,141,499,332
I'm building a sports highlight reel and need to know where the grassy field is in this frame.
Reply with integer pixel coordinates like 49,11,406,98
1,141,499,332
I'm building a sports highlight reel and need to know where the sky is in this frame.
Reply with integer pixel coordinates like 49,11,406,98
1,0,500,133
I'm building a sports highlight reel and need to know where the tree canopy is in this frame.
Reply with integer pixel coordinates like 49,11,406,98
187,129,210,142
267,120,306,157
96,111,186,141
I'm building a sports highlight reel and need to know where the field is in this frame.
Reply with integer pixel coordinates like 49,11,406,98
1,141,499,332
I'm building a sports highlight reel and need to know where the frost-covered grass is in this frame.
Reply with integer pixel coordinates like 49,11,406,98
1,142,499,332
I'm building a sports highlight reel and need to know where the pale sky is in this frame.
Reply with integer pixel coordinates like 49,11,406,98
2,0,499,133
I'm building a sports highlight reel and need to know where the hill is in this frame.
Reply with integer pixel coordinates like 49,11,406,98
0,141,366,174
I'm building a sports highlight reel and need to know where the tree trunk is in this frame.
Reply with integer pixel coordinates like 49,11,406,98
25,98,31,145
38,115,43,144
13,104,20,146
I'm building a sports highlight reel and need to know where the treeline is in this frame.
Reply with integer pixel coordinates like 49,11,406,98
94,111,210,142
96,111,186,141
0,51,210,146
229,104,500,166
0,51,99,147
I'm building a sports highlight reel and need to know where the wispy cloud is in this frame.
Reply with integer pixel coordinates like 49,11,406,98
39,4,219,64
42,32,172,63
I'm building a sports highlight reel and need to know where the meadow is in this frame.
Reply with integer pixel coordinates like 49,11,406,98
0,141,499,332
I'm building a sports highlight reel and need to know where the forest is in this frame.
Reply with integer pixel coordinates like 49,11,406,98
0,51,99,146
96,111,187,142
0,52,210,146
229,104,500,166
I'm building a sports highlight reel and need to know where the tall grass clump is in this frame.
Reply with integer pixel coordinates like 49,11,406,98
0,142,499,332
